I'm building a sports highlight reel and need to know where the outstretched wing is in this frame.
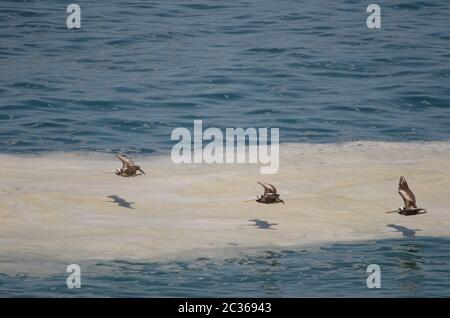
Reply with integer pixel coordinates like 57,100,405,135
116,154,135,169
267,183,277,194
398,176,417,208
257,182,277,195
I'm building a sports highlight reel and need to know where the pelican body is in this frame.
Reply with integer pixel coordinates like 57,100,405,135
256,182,285,204
386,176,427,216
115,154,146,177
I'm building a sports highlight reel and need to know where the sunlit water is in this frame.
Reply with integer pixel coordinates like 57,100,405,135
1,0,450,154
1,237,449,297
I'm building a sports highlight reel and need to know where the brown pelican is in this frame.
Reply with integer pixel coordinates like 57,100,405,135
386,176,427,216
256,182,285,204
115,154,146,177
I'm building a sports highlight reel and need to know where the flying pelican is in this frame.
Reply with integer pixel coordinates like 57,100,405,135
386,176,427,216
256,182,285,204
115,154,146,177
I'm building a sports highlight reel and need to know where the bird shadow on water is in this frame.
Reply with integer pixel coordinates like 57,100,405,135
383,229,426,294
387,224,421,238
107,195,135,209
249,219,278,230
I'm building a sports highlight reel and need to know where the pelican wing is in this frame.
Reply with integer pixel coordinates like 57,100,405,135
267,183,277,194
116,154,135,169
398,176,417,208
257,182,277,195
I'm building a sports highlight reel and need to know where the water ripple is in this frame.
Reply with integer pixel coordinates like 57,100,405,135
0,0,449,154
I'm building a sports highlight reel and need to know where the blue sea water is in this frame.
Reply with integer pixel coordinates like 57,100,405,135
1,1,450,297
0,0,450,154
1,237,450,297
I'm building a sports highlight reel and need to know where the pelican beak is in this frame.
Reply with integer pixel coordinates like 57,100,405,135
385,209,400,214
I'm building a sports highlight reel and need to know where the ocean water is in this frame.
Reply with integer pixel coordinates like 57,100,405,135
1,237,450,297
1,0,450,298
0,0,450,154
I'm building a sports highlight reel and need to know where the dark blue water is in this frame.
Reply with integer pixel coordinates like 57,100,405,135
1,0,450,154
1,237,449,297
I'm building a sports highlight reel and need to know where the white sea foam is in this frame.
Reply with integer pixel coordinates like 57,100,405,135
1,141,450,274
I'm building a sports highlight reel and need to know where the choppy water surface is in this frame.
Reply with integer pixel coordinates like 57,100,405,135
1,0,450,154
1,237,449,297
